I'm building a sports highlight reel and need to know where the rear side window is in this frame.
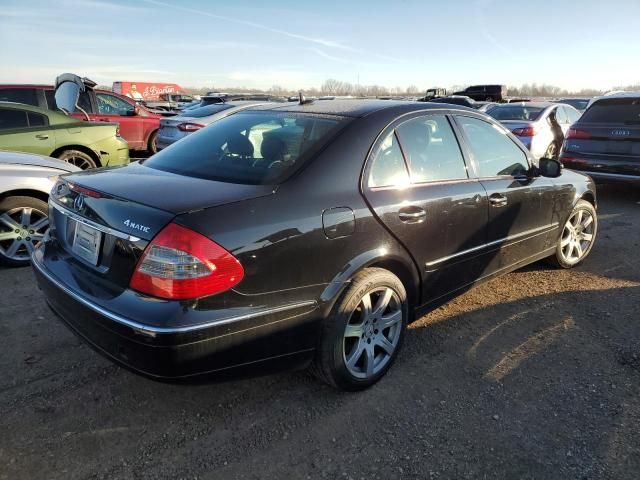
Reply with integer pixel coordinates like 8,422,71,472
396,115,468,183
368,131,409,188
145,112,347,185
0,108,28,130
457,116,529,177
581,98,640,124
27,112,48,127
0,88,38,106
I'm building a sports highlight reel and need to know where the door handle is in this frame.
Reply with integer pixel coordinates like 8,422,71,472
489,193,508,207
35,134,49,140
398,207,427,223
97,118,110,122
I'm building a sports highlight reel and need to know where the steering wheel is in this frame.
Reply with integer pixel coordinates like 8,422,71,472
268,160,283,169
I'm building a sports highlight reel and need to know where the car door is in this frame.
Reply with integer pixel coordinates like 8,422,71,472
94,92,143,149
0,107,55,156
363,113,489,304
453,114,557,271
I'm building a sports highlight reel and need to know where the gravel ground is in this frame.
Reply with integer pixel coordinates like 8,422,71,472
0,184,639,480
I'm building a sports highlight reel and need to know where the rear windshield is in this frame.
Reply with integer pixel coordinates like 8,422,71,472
0,88,38,106
488,106,544,121
144,111,347,185
580,98,640,124
186,104,233,118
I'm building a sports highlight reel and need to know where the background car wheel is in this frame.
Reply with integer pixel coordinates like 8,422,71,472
547,199,597,269
148,130,158,154
0,196,49,267
57,149,97,170
312,268,408,391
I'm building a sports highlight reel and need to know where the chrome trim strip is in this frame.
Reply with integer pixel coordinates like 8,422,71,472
573,171,640,180
425,223,559,268
49,200,141,242
32,256,317,335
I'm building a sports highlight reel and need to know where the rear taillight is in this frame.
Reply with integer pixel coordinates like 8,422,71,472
177,122,204,132
566,128,591,140
512,126,537,136
130,223,244,300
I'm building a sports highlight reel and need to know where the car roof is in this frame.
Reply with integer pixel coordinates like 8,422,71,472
493,101,554,108
247,99,472,118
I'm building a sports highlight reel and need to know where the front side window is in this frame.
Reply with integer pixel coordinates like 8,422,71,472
0,108,28,130
396,115,468,183
97,93,134,115
367,131,409,188
145,112,347,185
457,116,529,177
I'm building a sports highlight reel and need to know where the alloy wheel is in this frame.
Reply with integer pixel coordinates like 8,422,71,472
343,287,403,379
559,208,595,265
0,207,48,262
64,155,94,170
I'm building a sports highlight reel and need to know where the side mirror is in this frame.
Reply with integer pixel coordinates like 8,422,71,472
127,106,139,116
538,157,563,178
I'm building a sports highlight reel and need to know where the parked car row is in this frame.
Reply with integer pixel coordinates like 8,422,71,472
0,73,161,154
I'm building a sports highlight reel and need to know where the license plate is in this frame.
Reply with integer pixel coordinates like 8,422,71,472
72,220,102,265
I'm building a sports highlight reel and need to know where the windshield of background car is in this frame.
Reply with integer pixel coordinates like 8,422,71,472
488,106,544,121
561,99,589,110
580,98,640,124
144,111,348,185
186,104,234,118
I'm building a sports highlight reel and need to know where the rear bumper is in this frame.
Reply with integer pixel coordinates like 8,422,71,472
156,134,180,150
32,250,318,379
560,153,640,181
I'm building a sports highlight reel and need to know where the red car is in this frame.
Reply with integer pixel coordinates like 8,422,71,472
0,76,161,153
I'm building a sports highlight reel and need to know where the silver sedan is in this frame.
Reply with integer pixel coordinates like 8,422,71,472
0,150,79,266
487,102,582,159
156,101,272,150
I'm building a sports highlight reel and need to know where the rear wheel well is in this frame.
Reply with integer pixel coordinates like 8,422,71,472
0,189,48,204
367,259,419,317
51,145,101,167
580,191,596,208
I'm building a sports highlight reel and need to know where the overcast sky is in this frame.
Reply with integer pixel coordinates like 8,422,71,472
1,0,639,91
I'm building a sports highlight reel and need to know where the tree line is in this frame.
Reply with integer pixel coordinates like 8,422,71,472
101,79,640,98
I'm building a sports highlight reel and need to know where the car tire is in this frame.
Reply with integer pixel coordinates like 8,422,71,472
312,268,408,391
57,149,97,170
0,196,49,267
547,199,597,269
148,130,158,154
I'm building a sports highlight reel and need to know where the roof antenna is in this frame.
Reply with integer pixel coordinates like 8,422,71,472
298,91,313,105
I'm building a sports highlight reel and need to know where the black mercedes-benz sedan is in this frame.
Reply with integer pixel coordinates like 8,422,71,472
32,100,598,390
560,93,640,182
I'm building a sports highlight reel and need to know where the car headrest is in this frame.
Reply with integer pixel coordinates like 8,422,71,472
226,133,254,157
261,135,287,162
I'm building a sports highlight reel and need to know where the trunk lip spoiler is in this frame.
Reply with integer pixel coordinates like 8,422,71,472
49,199,141,242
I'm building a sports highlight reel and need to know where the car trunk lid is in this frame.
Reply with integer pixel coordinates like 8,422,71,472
47,164,274,289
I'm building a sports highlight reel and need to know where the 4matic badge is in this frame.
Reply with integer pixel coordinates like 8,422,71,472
123,219,150,233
